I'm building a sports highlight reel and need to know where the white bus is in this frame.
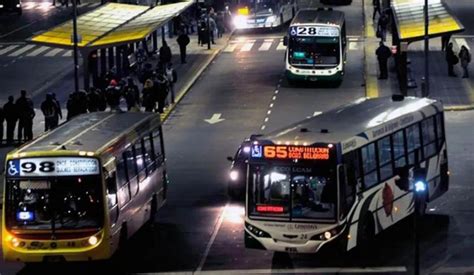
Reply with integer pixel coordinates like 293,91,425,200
3,112,167,262
244,96,449,253
283,8,346,83
232,0,297,29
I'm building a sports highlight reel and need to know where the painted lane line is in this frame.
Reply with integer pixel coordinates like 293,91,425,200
267,110,271,115
26,46,50,57
44,48,63,57
223,43,238,52
348,41,358,51
276,41,286,51
0,45,20,55
8,44,35,57
313,111,322,116
258,40,273,51
62,50,73,57
261,125,266,130
264,117,269,122
272,96,276,100
274,90,279,94
240,40,256,52
269,103,273,108
195,203,229,272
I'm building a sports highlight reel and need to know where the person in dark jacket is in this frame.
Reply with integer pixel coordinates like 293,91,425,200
15,90,35,142
142,79,156,112
0,107,4,144
159,41,172,70
3,96,17,145
177,30,190,64
446,42,458,77
105,80,122,111
87,88,101,112
375,41,392,79
51,93,62,128
40,93,60,131
373,0,381,20
377,13,389,42
124,78,140,111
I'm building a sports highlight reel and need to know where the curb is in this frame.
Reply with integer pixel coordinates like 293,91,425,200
444,105,474,111
160,31,234,122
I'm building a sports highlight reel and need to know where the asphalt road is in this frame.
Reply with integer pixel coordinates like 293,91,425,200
0,0,474,274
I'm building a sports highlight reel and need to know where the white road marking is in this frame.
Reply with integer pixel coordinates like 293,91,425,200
258,39,273,51
433,266,474,273
8,44,35,57
454,38,470,51
276,40,286,51
267,110,271,115
195,203,228,271
0,45,20,55
240,40,255,52
349,41,358,50
269,103,273,108
261,125,266,130
272,96,276,100
204,113,225,124
313,111,322,116
26,46,50,56
264,117,269,122
62,50,73,57
44,48,63,57
223,43,238,52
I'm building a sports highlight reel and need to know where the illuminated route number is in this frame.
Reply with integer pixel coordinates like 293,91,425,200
21,161,55,173
297,27,317,36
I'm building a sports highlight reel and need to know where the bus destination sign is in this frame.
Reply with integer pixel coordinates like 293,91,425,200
290,26,339,37
7,157,99,177
251,145,330,160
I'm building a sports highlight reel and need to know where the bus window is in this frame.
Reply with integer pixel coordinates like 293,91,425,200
406,123,422,165
422,117,437,158
361,143,378,188
124,149,138,196
144,134,156,172
392,130,406,168
135,141,147,182
152,129,163,164
342,150,361,189
339,165,354,219
378,136,393,181
116,158,130,206
436,113,445,147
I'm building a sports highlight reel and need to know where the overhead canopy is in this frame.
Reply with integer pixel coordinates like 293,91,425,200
29,1,192,50
391,0,464,42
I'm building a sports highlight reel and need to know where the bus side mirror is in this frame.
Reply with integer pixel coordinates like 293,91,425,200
395,166,409,191
283,36,288,46
227,156,234,162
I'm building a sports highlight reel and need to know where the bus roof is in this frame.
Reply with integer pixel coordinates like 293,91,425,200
291,8,345,26
11,112,160,157
257,96,442,147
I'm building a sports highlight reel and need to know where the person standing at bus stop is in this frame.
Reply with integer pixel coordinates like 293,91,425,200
159,41,172,71
459,45,471,78
3,96,17,145
16,90,35,142
376,41,392,79
372,0,381,20
177,30,190,64
446,42,458,77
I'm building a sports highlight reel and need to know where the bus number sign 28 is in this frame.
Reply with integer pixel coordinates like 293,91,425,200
292,26,339,37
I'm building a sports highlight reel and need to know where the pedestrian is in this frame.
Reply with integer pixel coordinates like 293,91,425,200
40,93,60,132
0,107,4,144
66,93,78,121
165,63,178,104
373,0,381,20
208,15,216,44
441,34,451,51
76,89,89,114
97,88,107,111
199,21,209,46
446,42,458,77
159,41,172,70
51,93,62,128
15,90,35,142
377,13,389,42
375,41,392,79
124,78,140,111
458,45,471,78
155,71,169,113
177,30,190,64
105,80,122,111
87,88,101,112
142,79,156,112
216,12,225,38
3,96,17,145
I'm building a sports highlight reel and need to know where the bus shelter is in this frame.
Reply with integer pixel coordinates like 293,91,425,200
390,0,464,94
29,1,193,90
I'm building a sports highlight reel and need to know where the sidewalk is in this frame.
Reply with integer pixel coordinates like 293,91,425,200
0,29,234,206
363,0,474,110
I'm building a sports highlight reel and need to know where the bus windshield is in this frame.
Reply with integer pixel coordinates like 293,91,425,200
289,36,340,66
238,0,277,14
248,164,337,221
5,176,103,231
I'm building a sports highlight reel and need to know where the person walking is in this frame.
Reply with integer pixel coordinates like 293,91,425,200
0,107,4,144
159,41,172,70
87,88,100,112
155,72,169,113
208,15,216,44
377,13,389,42
51,93,62,128
165,63,178,104
40,93,60,132
446,42,458,77
375,41,392,79
66,93,78,121
373,0,381,20
15,90,35,142
142,79,156,112
177,30,190,64
124,78,140,111
3,96,17,145
459,45,471,78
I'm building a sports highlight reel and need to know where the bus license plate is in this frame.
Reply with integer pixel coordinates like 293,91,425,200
285,247,298,253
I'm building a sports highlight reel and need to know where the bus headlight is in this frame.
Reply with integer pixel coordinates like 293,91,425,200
88,236,98,246
233,15,247,29
266,15,277,23
311,224,345,241
245,222,271,238
229,170,239,181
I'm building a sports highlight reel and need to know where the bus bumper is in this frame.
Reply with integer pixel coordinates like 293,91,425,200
245,230,326,254
286,70,343,82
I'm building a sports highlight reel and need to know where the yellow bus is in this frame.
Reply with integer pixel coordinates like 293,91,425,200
2,112,167,262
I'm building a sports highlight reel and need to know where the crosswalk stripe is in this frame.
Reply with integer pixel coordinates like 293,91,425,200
8,44,35,57
22,2,37,10
62,50,72,56
240,40,255,52
0,45,20,55
258,40,273,51
348,41,358,50
223,43,238,52
27,46,50,56
276,41,286,51
44,48,63,57
455,38,470,51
